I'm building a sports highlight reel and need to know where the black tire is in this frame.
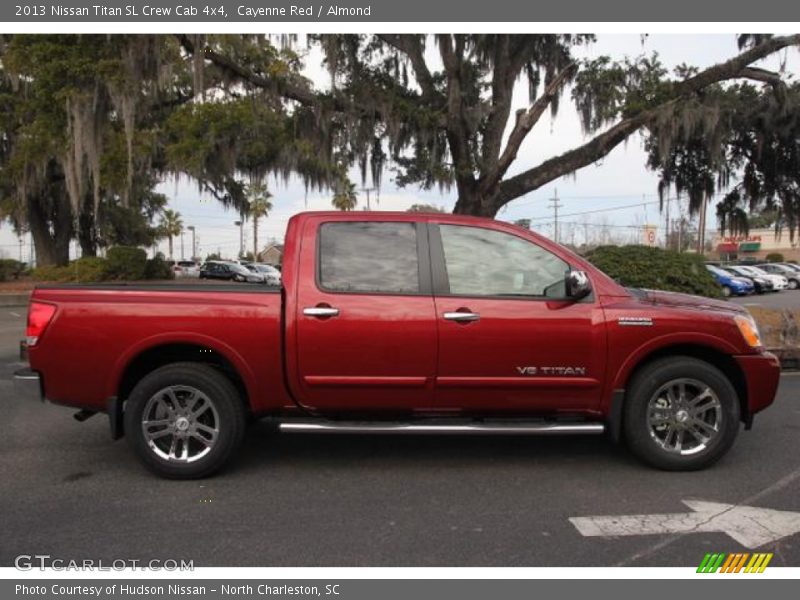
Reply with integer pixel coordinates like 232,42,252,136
623,357,740,471
721,285,732,297
789,279,799,290
124,362,247,479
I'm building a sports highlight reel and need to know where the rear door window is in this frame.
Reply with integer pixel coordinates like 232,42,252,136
318,222,420,294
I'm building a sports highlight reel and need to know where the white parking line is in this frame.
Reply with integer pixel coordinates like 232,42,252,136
8,312,20,318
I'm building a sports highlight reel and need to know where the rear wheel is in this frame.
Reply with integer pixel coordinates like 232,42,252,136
124,363,247,479
624,357,740,470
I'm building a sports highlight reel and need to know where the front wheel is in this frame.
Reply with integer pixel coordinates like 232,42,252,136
124,363,247,479
789,279,799,290
623,357,740,471
721,285,732,297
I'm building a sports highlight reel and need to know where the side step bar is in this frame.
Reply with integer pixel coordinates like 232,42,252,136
278,421,604,435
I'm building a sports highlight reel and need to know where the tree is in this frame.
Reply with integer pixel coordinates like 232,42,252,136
513,218,532,229
180,34,800,217
0,35,337,265
407,203,446,213
158,209,183,259
331,180,358,211
244,182,273,259
647,78,800,240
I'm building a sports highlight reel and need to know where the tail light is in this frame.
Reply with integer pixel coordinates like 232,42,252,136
26,301,56,347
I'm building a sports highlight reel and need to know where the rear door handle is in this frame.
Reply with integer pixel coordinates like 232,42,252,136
443,311,480,322
303,307,340,318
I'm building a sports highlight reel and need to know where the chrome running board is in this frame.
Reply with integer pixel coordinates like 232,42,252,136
278,421,604,435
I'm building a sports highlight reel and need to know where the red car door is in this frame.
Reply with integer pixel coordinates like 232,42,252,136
429,222,606,413
291,216,438,413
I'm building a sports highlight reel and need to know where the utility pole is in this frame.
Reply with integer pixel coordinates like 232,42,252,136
548,188,563,243
234,220,244,258
187,226,196,262
180,231,185,260
360,187,377,211
697,195,708,255
18,236,23,264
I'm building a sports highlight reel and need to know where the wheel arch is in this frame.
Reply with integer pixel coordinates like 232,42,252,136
607,343,749,442
114,340,252,413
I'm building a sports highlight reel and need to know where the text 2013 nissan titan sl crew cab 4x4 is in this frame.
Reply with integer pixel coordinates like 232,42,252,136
14,212,780,478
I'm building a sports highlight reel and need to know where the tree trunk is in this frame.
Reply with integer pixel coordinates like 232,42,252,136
78,211,98,257
253,216,259,261
27,192,72,267
168,236,173,259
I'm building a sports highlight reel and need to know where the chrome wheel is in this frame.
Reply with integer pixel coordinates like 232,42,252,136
141,385,219,463
646,378,722,456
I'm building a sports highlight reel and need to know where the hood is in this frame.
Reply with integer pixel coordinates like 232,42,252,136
638,289,747,315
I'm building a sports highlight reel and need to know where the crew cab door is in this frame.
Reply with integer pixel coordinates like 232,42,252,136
429,223,606,413
291,217,437,412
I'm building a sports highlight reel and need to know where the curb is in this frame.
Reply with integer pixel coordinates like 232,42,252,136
767,347,800,371
0,293,31,307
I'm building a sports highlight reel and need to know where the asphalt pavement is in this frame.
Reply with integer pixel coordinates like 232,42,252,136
730,289,800,310
0,308,798,567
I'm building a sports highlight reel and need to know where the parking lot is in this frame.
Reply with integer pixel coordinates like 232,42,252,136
1,308,799,567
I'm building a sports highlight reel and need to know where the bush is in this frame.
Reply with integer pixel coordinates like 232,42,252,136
765,252,785,263
70,257,108,282
105,246,147,280
0,259,24,282
585,245,721,298
144,255,175,280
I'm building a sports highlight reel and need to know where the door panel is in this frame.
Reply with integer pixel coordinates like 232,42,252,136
294,219,437,412
434,296,605,412
431,223,606,413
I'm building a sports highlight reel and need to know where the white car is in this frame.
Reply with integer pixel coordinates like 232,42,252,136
245,263,282,286
756,263,800,290
736,265,787,291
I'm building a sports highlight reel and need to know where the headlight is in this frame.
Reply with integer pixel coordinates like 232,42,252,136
735,314,763,348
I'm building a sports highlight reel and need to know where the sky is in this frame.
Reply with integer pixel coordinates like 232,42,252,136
1,34,798,262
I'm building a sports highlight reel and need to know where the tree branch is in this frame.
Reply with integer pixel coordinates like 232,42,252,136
494,34,800,211
377,34,439,103
483,62,577,192
479,37,514,176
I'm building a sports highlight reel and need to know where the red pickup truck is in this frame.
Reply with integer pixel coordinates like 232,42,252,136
15,212,780,478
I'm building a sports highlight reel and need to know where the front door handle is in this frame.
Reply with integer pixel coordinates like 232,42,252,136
304,306,340,318
443,311,480,322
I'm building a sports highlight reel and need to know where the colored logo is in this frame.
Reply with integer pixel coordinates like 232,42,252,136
697,552,773,573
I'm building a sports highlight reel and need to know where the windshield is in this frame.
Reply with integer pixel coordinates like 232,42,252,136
253,265,279,274
706,265,728,277
229,264,251,275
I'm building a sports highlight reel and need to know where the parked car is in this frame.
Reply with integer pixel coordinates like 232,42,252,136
168,260,200,278
734,265,787,292
200,261,265,284
756,263,800,289
245,263,281,286
705,264,755,296
15,212,780,478
720,266,773,294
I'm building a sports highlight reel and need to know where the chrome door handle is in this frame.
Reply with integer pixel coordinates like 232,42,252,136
443,311,480,322
303,307,340,317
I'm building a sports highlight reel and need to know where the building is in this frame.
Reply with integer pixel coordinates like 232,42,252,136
712,228,800,262
257,243,284,266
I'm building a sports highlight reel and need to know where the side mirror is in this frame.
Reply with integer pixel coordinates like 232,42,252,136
566,269,592,300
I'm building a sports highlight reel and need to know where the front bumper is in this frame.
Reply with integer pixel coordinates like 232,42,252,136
13,368,44,403
735,351,781,416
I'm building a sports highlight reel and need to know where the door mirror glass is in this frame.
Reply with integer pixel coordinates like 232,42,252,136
566,270,591,300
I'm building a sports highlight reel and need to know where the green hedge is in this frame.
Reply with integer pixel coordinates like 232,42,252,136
32,247,174,283
0,259,24,282
585,245,721,298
